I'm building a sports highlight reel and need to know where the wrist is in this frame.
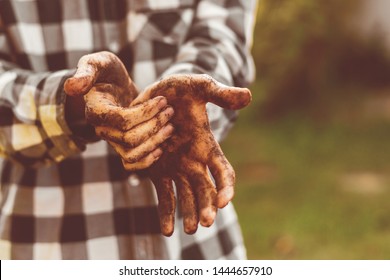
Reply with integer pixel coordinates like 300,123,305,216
65,94,99,142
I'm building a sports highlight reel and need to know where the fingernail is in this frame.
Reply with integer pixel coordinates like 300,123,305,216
164,106,174,117
161,215,174,237
162,124,174,136
217,188,234,208
184,217,198,235
152,148,163,158
155,96,167,109
200,207,216,227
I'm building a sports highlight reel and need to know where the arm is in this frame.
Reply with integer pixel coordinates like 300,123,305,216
0,23,172,169
0,32,84,167
0,16,100,167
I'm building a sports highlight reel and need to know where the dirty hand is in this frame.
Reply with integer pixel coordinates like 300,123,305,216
133,74,252,236
64,51,174,170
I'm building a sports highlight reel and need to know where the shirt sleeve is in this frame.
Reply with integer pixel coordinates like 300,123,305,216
160,0,257,141
0,27,85,167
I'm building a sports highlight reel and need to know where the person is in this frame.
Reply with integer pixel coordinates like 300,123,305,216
0,0,257,259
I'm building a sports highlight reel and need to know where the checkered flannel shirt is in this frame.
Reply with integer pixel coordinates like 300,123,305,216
0,0,257,259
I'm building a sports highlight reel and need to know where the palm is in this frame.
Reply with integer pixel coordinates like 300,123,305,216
133,74,252,236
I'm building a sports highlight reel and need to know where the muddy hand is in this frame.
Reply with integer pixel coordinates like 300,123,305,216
64,51,174,170
133,74,252,236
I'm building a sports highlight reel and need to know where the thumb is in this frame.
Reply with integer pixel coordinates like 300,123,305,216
64,51,129,97
64,62,97,96
206,82,252,110
196,74,252,110
131,74,252,109
129,81,157,106
64,52,101,96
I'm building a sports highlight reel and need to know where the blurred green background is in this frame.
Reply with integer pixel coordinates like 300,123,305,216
222,0,390,259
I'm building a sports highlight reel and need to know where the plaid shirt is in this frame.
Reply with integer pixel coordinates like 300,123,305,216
0,0,256,259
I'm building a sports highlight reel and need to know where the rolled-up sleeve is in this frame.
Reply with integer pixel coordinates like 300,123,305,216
0,60,84,167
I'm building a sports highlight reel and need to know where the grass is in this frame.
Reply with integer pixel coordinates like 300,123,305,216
221,81,390,259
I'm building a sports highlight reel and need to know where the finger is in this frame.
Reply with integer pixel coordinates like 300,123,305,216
208,145,235,209
161,74,251,110
120,96,169,130
85,90,168,129
151,176,176,237
120,148,163,171
186,162,217,227
64,61,96,96
198,75,252,110
84,85,118,107
109,124,174,163
130,80,159,106
84,88,122,126
95,106,174,147
64,51,131,96
175,174,199,234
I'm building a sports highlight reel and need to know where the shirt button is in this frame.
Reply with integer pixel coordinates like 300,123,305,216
128,174,140,186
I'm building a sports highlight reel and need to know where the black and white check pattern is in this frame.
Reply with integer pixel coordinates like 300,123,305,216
0,0,257,259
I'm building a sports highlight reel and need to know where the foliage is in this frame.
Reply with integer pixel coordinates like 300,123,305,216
223,85,390,259
221,1,390,259
253,0,390,118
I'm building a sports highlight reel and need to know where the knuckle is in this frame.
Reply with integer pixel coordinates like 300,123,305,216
152,126,160,135
122,159,143,171
123,134,137,148
124,150,147,164
95,128,108,139
152,119,163,134
123,163,140,171
124,154,139,164
79,54,90,64
123,157,153,171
